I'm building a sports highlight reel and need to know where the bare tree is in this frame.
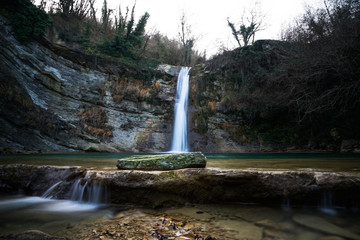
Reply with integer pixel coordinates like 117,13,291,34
178,11,196,66
101,0,113,37
89,0,97,23
227,1,267,47
57,0,95,20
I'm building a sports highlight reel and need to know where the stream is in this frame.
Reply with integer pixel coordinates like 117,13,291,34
0,153,360,239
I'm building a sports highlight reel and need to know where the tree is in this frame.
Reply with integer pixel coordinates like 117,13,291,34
57,0,94,20
259,0,360,140
227,1,267,47
98,3,150,58
115,5,129,35
178,11,196,66
101,0,112,37
2,0,51,42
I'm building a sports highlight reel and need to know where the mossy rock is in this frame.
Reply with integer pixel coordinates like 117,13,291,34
116,152,207,170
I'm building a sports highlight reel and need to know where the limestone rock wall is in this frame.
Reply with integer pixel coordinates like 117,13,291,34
2,14,351,153
0,17,178,152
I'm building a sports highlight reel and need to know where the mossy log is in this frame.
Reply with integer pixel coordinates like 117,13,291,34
116,152,207,170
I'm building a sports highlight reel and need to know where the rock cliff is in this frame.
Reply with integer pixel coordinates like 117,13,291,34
0,16,181,152
1,15,358,153
0,15,274,153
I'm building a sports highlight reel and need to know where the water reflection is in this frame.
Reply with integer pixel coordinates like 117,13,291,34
1,195,360,239
0,153,359,171
0,195,113,236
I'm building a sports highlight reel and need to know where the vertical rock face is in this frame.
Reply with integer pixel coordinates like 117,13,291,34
0,16,181,153
187,65,261,153
3,15,338,153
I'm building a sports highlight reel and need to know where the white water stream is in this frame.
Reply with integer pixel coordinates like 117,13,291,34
170,67,191,152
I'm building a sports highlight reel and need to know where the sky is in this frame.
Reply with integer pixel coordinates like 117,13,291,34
94,0,324,57
41,0,324,56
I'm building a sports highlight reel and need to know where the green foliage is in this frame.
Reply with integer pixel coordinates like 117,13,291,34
227,19,241,47
239,23,255,46
99,35,133,58
275,0,360,138
2,0,50,42
208,0,360,145
101,0,110,36
98,4,149,59
227,3,266,47
142,32,205,65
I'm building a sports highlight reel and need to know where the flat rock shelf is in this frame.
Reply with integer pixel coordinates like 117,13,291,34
116,152,207,170
1,164,360,208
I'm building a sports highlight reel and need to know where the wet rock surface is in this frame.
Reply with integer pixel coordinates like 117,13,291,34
0,230,66,240
13,204,359,240
1,164,360,208
116,152,207,170
293,214,360,240
1,164,360,240
0,16,176,153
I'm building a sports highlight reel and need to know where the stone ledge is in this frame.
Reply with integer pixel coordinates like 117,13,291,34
1,164,360,208
116,152,207,170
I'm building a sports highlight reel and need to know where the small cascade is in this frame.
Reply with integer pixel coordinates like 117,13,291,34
319,191,337,215
41,178,109,204
41,181,62,199
70,179,108,204
170,67,191,152
281,197,291,211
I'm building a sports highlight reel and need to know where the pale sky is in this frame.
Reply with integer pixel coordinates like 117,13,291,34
38,0,324,56
95,0,324,56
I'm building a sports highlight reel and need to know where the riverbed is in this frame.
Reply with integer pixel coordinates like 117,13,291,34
0,153,360,239
1,195,360,239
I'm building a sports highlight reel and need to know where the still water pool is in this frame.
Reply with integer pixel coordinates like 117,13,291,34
0,152,360,171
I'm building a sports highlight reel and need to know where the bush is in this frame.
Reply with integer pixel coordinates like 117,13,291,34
111,78,151,103
98,8,150,59
2,0,50,42
143,32,206,65
78,106,112,139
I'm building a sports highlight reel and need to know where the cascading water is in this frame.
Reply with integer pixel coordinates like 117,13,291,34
41,178,108,204
41,181,62,199
170,67,191,152
70,179,108,203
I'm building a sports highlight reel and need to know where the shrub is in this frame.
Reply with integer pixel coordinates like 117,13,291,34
111,78,151,103
78,106,112,139
207,101,216,113
2,0,50,42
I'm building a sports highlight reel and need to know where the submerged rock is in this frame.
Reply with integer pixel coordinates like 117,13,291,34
293,214,360,240
0,230,66,240
116,152,207,170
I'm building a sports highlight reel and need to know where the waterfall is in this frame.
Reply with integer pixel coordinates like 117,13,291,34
41,179,108,204
70,179,108,204
41,181,62,199
170,67,191,152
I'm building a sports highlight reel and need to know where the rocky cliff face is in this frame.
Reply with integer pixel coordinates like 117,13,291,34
0,16,181,153
0,15,269,153
1,15,357,153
